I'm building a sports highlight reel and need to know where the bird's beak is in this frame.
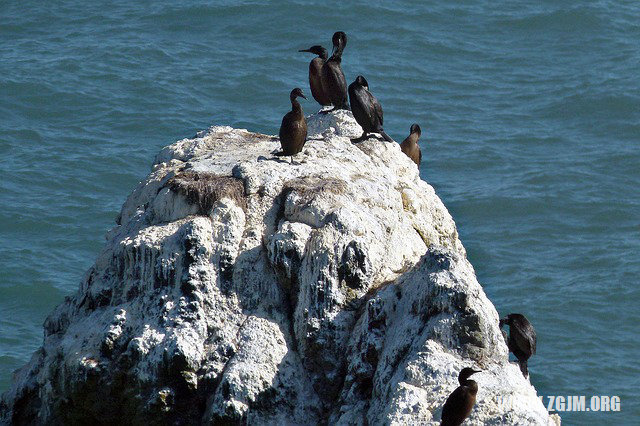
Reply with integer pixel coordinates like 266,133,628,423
300,94,307,100
472,369,482,375
298,48,311,53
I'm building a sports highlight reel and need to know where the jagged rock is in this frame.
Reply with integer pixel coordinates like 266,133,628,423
1,110,560,425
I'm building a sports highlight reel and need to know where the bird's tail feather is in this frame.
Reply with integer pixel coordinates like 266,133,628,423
380,130,395,143
518,359,529,378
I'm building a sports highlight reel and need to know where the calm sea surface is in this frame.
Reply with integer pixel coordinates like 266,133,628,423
1,1,638,423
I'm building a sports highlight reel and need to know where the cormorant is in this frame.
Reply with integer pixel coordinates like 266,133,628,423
499,313,537,378
320,31,349,111
348,75,394,143
440,367,481,426
298,45,331,107
277,88,308,159
400,123,422,166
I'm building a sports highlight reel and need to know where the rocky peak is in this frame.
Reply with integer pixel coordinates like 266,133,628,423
1,111,559,425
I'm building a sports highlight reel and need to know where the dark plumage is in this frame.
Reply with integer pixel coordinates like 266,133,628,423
320,31,349,111
400,123,422,166
441,367,481,426
348,75,394,143
278,88,308,158
500,313,537,378
299,45,330,107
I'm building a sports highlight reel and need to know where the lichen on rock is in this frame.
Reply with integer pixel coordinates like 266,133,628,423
1,110,559,425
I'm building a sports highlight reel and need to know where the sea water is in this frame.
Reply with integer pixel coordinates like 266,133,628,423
1,1,638,423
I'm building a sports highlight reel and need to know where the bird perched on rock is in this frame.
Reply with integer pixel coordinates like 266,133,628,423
400,123,422,166
348,75,394,143
277,88,307,160
321,31,349,111
441,367,481,426
500,313,537,378
298,45,331,107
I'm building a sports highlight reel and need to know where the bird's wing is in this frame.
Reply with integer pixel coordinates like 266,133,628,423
324,61,347,102
514,322,537,356
363,91,379,127
334,69,347,100
278,115,287,141
440,387,467,426
372,93,384,127
279,112,292,141
528,324,537,354
349,85,378,132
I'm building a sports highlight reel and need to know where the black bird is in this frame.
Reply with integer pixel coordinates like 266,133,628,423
277,88,308,159
441,367,481,426
298,45,331,107
500,313,537,378
400,123,422,166
320,31,349,111
348,75,394,143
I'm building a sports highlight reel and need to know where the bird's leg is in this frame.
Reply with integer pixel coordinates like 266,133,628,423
290,155,304,166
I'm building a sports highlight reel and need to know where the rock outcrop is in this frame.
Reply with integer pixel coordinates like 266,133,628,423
1,111,559,425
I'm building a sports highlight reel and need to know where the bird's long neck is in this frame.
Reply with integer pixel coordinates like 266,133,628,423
331,46,344,62
407,133,419,145
291,98,303,116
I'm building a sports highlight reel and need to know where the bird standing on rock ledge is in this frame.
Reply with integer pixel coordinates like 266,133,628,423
500,313,537,378
440,367,481,426
298,45,331,107
277,88,308,161
321,31,349,111
400,123,422,166
348,75,394,143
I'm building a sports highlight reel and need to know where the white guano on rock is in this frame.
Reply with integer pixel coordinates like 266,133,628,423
0,110,560,425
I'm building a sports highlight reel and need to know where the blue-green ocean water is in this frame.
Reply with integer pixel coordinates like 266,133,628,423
1,1,638,423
